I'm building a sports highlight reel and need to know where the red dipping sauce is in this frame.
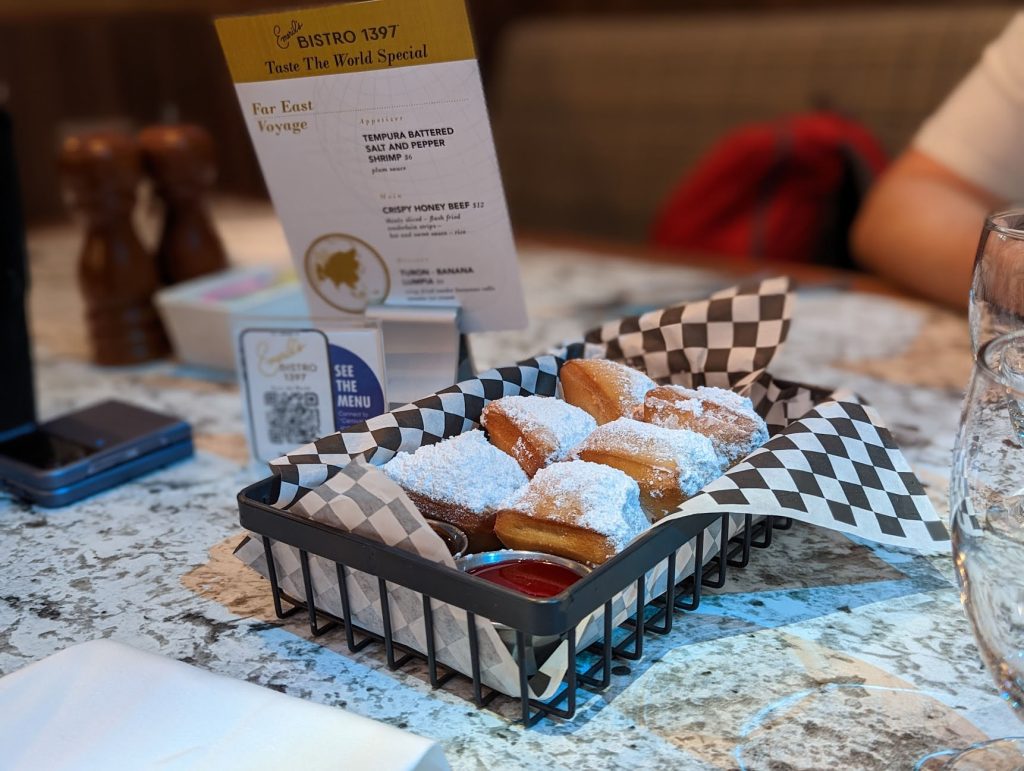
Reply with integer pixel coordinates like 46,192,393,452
467,559,583,598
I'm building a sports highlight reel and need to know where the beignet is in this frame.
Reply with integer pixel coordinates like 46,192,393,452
383,430,528,552
494,460,648,565
643,385,769,465
573,417,722,521
559,359,656,425
481,395,596,477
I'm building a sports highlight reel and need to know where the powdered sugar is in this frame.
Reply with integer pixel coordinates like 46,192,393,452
486,395,596,463
645,385,769,464
695,386,757,415
669,398,703,417
383,430,528,511
617,365,657,407
504,460,647,551
574,417,722,497
650,386,753,420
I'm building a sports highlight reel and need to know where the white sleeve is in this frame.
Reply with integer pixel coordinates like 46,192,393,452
914,12,1024,203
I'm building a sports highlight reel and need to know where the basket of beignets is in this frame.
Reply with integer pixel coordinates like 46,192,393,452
235,277,943,703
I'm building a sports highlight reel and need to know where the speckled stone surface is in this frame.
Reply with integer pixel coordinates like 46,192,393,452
1,202,1012,770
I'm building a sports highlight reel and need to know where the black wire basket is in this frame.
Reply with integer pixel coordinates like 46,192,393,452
238,474,790,726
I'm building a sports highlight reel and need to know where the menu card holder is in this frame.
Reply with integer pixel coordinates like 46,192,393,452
364,303,464,407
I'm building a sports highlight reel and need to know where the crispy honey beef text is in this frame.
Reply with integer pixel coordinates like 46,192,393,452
383,201,469,214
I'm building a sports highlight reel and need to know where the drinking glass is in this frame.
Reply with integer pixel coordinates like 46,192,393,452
943,329,1024,768
970,209,1024,354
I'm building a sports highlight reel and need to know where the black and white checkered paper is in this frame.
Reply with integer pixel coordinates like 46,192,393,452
588,275,793,388
664,399,947,552
296,459,457,566
239,276,947,700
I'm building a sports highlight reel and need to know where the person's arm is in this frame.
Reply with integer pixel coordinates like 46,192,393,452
850,148,1005,309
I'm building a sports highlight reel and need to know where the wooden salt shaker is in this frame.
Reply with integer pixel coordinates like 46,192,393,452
138,124,228,285
59,131,169,365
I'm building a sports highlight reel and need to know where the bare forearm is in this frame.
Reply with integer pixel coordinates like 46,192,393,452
851,152,1002,309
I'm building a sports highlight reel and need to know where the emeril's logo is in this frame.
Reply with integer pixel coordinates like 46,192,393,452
257,336,306,376
274,20,302,49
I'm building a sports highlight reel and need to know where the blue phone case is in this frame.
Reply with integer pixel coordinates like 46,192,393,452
2,437,194,508
0,400,192,492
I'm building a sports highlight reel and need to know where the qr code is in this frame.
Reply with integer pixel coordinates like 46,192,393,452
264,391,321,446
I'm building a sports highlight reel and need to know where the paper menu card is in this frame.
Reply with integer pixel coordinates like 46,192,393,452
215,0,528,334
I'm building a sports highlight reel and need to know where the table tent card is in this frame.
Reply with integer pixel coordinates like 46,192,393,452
237,324,387,464
235,277,948,701
215,0,527,335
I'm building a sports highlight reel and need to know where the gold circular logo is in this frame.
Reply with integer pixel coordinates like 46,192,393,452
303,233,390,313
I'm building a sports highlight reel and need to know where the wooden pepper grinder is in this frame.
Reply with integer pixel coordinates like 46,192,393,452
138,124,228,285
59,131,169,365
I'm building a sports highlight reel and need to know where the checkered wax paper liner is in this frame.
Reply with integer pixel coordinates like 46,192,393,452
585,276,945,551
296,459,457,568
262,275,946,552
586,275,792,388
660,397,948,553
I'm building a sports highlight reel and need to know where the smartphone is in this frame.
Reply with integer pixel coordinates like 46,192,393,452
0,400,193,507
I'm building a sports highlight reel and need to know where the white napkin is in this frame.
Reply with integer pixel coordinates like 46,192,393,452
0,639,450,771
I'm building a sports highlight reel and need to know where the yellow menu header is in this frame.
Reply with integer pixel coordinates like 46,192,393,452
215,0,477,83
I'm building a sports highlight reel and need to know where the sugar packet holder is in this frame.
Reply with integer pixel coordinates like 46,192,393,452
238,277,948,701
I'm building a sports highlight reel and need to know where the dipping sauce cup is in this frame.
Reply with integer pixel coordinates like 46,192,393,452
456,550,590,598
426,519,468,559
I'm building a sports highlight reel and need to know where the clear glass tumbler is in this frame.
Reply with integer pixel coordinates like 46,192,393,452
970,209,1024,354
942,329,1024,769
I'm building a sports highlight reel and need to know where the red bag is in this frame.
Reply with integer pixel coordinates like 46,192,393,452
651,112,888,267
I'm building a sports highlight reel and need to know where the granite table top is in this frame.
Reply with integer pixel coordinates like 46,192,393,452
1,201,1011,770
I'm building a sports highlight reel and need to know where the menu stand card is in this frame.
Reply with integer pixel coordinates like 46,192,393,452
236,322,387,463
216,0,527,335
364,302,464,405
